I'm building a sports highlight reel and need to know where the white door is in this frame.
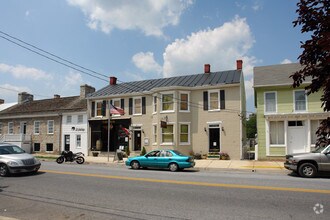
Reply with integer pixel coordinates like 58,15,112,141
287,121,306,154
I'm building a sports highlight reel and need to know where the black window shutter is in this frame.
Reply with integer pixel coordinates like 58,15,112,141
129,98,133,115
220,90,225,109
121,99,124,109
142,97,146,114
203,91,208,110
91,101,95,117
102,100,106,116
110,100,113,105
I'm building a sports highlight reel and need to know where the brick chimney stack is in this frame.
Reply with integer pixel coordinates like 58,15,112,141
110,76,117,85
54,94,60,99
18,92,33,104
0,99,4,104
236,60,243,70
80,84,95,98
204,64,210,73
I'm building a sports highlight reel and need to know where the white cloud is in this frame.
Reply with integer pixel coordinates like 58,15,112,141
162,16,257,78
0,84,31,103
132,52,162,76
67,0,193,37
25,11,30,16
0,63,53,80
65,71,83,87
281,59,293,64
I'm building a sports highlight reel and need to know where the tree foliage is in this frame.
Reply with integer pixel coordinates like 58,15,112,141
291,0,330,145
246,113,257,139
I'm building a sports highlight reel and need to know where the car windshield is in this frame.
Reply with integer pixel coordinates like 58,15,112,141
312,145,329,153
172,150,185,156
0,145,25,155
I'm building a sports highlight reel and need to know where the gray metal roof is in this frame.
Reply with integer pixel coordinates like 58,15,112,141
254,63,309,87
89,70,242,98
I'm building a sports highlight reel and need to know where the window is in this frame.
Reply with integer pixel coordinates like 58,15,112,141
46,143,53,152
34,143,40,152
209,91,219,110
133,97,142,115
112,99,121,116
0,123,2,134
153,124,157,144
294,90,307,111
265,92,276,113
311,120,320,145
78,115,83,123
269,121,284,145
162,93,174,111
179,123,190,144
47,120,54,134
34,121,40,134
179,92,189,111
96,101,103,116
162,124,174,144
66,115,72,123
288,121,304,127
76,134,81,148
8,122,13,134
153,95,157,113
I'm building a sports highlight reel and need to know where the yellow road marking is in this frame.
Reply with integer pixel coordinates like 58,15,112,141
41,170,330,194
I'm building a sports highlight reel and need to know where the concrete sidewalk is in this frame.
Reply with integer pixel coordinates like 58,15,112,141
83,156,285,172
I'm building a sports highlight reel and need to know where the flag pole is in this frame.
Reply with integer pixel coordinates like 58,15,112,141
107,101,111,162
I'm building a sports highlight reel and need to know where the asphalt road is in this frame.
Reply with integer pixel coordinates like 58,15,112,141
0,161,329,220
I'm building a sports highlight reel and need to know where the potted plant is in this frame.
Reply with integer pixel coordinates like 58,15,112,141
219,152,229,160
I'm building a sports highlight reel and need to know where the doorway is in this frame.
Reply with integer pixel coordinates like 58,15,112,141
133,130,142,151
64,135,70,151
209,126,220,152
287,120,306,154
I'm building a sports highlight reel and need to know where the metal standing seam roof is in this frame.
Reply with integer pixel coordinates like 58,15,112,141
89,70,242,98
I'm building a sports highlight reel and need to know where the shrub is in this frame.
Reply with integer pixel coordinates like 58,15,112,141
140,146,147,156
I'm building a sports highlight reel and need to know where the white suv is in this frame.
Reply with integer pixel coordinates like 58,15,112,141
0,143,41,177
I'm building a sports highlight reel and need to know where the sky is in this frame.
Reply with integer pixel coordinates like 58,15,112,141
0,0,308,114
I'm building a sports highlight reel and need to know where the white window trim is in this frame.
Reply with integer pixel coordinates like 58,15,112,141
47,120,54,134
8,122,13,134
77,115,84,124
160,122,175,145
34,121,40,135
179,91,190,112
95,101,103,117
208,90,220,111
264,91,277,114
268,120,286,147
153,95,158,114
152,123,157,145
179,122,190,145
160,92,175,113
76,134,82,149
66,115,72,123
293,90,308,112
133,97,142,115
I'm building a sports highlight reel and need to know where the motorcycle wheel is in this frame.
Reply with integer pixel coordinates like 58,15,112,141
76,156,85,164
56,156,64,164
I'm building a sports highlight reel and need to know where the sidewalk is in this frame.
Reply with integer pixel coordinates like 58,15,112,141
84,156,286,172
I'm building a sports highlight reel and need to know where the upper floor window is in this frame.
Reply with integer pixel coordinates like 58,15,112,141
34,121,40,134
77,115,84,123
133,97,142,115
209,91,219,110
265,92,276,113
8,122,13,134
96,101,103,116
47,120,54,134
66,115,72,123
179,92,189,112
294,90,307,112
153,95,157,113
161,93,174,112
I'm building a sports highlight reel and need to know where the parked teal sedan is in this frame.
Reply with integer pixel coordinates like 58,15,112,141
125,150,195,172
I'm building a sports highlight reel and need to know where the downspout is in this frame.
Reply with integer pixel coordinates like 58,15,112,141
58,113,62,154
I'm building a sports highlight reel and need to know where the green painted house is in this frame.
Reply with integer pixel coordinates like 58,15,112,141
253,63,330,160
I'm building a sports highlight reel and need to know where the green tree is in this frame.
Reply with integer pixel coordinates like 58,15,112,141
291,0,330,145
246,113,257,139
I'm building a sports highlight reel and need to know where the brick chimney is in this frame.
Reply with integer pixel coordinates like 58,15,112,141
54,94,60,99
204,64,210,73
236,60,243,70
0,99,4,104
110,76,117,85
80,84,95,98
18,92,33,104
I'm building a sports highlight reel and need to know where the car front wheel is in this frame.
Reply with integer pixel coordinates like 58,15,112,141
131,161,140,170
0,164,10,177
298,163,317,178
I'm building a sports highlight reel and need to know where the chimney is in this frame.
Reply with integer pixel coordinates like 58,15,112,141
204,64,210,73
0,99,4,104
18,92,33,104
80,84,95,98
54,94,60,99
236,60,243,70
110,76,117,85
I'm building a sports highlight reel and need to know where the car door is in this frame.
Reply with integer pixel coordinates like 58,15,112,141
156,150,172,168
143,150,160,167
319,146,330,171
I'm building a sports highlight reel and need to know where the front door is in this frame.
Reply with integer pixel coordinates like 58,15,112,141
64,135,70,151
20,122,27,134
133,130,141,151
209,128,220,152
287,121,306,154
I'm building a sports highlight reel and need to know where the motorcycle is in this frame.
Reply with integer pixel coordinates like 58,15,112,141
56,151,85,164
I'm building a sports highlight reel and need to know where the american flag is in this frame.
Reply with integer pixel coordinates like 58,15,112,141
110,103,125,115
